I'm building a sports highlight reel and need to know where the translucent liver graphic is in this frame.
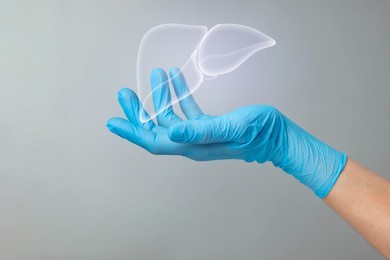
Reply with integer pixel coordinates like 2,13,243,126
196,24,276,76
137,24,275,123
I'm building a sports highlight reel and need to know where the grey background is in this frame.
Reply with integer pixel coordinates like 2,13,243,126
1,0,389,259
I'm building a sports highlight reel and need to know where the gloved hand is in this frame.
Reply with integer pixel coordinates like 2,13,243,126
107,67,347,198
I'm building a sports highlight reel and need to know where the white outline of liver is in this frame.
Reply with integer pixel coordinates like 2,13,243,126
137,23,276,123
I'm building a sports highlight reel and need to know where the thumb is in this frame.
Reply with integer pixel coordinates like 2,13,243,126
168,116,238,144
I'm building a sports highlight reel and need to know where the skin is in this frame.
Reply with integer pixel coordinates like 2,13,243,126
107,67,390,258
324,159,390,258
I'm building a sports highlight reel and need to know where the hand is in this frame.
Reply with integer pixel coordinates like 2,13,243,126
107,67,346,198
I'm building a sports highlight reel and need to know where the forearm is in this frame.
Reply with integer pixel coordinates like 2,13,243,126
323,158,390,258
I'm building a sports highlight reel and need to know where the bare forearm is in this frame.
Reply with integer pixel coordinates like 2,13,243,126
323,158,390,258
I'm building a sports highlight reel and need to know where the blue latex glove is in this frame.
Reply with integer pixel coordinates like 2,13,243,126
107,67,347,198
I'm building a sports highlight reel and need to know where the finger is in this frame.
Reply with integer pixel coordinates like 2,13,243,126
150,68,182,127
107,117,189,156
169,67,203,120
117,88,156,132
106,117,156,151
168,115,241,144
107,117,235,160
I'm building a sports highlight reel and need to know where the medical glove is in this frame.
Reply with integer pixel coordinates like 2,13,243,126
107,67,347,198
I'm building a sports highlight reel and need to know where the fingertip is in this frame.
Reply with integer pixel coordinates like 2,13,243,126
118,88,137,100
151,67,164,76
169,67,180,78
118,88,129,97
106,117,122,130
106,117,135,140
151,68,168,89
151,68,166,80
106,118,114,128
107,117,154,150
117,89,140,119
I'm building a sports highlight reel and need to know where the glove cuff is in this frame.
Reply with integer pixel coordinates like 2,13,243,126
315,152,347,198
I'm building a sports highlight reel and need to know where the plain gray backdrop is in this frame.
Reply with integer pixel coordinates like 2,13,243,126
1,0,389,259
